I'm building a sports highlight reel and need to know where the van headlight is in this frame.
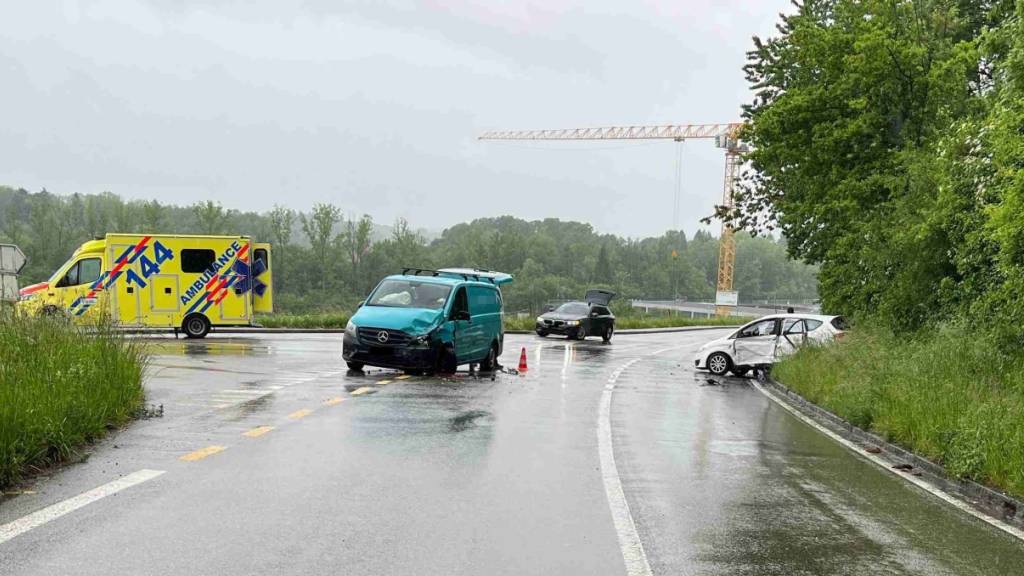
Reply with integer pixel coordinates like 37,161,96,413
345,320,357,338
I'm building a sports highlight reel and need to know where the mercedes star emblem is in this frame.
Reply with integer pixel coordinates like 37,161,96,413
377,330,389,343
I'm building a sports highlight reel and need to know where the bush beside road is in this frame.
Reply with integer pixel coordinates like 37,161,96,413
0,314,146,489
773,327,1024,500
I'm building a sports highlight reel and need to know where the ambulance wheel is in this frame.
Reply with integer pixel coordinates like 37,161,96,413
41,305,65,319
182,314,211,339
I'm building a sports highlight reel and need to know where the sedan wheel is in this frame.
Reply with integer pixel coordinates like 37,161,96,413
707,352,730,376
574,326,587,340
602,325,614,342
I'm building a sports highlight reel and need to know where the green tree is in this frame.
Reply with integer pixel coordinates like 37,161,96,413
192,200,227,235
301,203,341,293
142,199,163,232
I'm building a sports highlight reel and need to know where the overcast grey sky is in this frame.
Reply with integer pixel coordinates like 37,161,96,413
1,0,791,238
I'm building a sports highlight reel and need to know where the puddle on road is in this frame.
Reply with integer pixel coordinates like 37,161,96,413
141,338,271,357
223,394,274,419
449,410,492,432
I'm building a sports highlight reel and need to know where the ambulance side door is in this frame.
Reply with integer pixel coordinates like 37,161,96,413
54,257,103,318
252,243,273,313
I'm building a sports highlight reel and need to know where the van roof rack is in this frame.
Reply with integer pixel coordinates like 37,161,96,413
400,267,495,284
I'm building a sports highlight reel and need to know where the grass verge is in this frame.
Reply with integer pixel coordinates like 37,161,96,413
773,326,1024,499
0,313,146,489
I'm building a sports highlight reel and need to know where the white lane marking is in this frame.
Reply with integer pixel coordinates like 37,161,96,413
0,469,165,546
599,344,688,576
599,358,651,576
751,381,1024,543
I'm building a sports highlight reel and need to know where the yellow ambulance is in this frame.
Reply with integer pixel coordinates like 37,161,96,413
17,234,272,338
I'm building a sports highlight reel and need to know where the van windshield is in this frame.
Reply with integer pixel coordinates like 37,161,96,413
367,280,452,310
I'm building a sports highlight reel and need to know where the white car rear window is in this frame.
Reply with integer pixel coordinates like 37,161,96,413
804,319,823,331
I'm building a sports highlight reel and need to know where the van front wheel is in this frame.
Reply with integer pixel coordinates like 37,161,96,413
182,314,211,339
479,343,498,372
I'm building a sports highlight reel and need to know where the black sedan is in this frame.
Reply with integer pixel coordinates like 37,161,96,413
535,289,616,342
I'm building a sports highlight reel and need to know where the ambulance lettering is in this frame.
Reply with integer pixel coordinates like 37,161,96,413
70,236,172,316
181,242,251,315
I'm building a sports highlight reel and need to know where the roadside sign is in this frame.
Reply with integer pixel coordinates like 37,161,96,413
0,244,27,274
0,273,18,302
715,290,738,307
0,244,27,303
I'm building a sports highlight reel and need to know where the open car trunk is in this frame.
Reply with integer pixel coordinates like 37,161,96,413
585,289,616,306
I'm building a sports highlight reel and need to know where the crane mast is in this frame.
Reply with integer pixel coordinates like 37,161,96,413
479,123,745,316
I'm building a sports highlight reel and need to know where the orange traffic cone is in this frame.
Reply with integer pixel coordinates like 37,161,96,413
518,347,529,372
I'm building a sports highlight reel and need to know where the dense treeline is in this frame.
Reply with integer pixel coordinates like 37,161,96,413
0,186,818,314
733,0,1024,340
737,0,1024,496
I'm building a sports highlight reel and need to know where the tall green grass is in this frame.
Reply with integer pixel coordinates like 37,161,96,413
773,326,1024,499
257,312,350,329
0,313,146,488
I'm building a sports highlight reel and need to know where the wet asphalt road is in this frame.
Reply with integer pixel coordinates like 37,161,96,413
1,331,1023,575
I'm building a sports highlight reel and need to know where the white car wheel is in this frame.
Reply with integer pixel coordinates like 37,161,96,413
707,352,730,376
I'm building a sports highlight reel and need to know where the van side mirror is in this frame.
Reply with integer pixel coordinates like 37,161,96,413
454,310,471,322
357,300,365,308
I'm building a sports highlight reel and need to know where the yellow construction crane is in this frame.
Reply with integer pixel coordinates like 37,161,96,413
478,123,745,316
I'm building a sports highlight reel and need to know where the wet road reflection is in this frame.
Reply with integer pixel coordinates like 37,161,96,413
1,331,1021,576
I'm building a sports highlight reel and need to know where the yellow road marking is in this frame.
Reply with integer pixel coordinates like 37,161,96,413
351,387,375,396
377,379,392,385
179,445,226,462
324,397,345,406
243,426,274,438
288,409,312,420
396,375,411,380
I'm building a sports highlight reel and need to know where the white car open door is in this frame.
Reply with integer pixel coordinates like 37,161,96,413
732,318,780,366
776,318,807,358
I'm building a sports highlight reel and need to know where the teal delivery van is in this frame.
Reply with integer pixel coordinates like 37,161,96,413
343,268,513,373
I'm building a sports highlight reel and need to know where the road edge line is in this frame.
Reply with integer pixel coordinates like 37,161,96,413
599,358,652,576
598,344,688,576
751,380,1024,543
0,469,165,546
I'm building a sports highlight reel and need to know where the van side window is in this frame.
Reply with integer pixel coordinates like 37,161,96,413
181,249,216,273
78,258,101,286
57,257,101,287
468,286,499,314
57,262,79,288
450,287,468,319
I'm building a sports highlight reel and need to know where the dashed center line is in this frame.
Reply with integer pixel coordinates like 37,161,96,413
324,397,345,406
288,409,312,420
243,426,275,438
351,387,375,396
377,379,393,385
180,445,226,462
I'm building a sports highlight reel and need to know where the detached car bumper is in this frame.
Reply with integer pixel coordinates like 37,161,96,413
343,333,438,370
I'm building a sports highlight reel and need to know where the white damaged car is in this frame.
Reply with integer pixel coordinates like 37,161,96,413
694,314,847,376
